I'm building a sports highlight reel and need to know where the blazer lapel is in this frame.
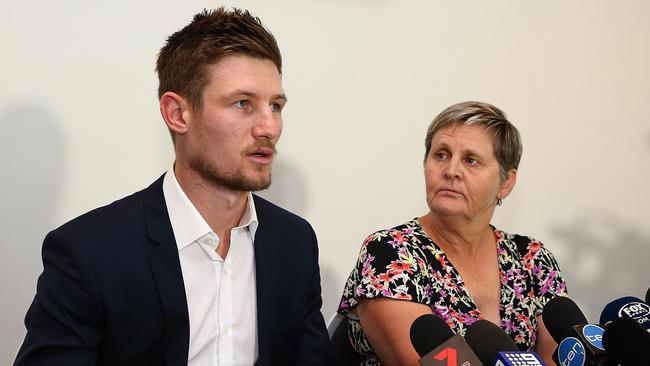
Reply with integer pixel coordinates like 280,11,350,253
253,195,275,366
144,175,190,366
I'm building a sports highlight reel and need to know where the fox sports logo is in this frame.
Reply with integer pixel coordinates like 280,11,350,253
618,302,650,319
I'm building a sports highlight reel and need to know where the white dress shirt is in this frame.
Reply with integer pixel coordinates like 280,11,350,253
162,168,258,366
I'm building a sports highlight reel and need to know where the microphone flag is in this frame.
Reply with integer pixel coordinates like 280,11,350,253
418,334,482,366
493,351,546,366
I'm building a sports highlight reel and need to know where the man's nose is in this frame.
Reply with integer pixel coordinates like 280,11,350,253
252,106,282,140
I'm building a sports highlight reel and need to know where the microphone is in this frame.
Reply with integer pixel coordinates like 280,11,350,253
600,296,650,332
410,314,454,357
602,317,650,365
645,287,650,304
542,296,607,366
409,314,482,366
465,320,546,366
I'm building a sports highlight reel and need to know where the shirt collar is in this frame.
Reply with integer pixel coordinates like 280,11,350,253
241,191,259,240
162,165,259,250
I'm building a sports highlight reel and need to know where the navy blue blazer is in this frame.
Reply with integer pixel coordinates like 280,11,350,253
14,175,333,365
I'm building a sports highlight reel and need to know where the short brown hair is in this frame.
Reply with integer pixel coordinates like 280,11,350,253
424,101,522,181
156,7,282,111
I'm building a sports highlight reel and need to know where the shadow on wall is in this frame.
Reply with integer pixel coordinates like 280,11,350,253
320,260,345,324
0,103,65,364
255,158,350,317
551,211,650,322
256,158,309,217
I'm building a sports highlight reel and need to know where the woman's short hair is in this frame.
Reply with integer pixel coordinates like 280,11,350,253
424,101,522,181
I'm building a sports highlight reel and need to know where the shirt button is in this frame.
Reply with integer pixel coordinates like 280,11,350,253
224,268,231,277
223,325,230,335
206,238,214,245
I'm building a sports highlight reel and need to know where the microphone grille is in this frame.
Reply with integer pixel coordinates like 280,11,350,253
603,317,650,365
409,314,454,357
599,296,644,325
542,296,587,343
465,319,518,364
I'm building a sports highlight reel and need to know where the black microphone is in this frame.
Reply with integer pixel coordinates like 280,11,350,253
465,320,546,366
600,296,650,332
410,314,454,357
602,317,650,365
542,296,607,366
645,287,650,304
409,314,482,366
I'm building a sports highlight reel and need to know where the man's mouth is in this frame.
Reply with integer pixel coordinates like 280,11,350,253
246,146,275,163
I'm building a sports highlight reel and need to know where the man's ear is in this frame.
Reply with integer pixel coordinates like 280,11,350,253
498,169,517,199
160,92,192,136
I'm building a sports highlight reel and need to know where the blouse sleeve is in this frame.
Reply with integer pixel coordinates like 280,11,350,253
338,226,432,315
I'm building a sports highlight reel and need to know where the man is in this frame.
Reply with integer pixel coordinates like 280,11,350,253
14,8,332,366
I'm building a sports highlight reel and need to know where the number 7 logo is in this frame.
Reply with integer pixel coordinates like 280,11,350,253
433,347,457,366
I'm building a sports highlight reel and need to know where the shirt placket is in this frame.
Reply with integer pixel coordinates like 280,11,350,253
218,230,235,365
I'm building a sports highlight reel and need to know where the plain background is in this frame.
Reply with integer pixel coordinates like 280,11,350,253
2,0,649,363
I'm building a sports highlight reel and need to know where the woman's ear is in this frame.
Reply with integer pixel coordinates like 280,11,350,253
499,169,518,199
160,92,191,136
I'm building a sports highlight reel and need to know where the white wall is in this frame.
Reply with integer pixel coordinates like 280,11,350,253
2,0,649,363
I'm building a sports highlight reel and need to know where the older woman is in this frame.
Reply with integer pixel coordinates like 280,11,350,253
338,101,566,365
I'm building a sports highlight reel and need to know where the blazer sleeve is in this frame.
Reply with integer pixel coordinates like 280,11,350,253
293,224,334,365
14,228,103,366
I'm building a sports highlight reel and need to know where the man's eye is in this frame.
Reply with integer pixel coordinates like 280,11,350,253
466,158,478,165
235,100,249,109
435,152,447,160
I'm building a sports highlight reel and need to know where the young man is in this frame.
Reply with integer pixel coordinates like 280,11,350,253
14,8,332,366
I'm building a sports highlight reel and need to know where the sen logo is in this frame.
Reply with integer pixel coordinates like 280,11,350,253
581,324,604,350
557,337,585,366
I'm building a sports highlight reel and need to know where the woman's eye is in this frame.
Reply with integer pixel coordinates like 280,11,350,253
270,102,283,112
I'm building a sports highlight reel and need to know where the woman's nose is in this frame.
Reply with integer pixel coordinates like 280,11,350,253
444,158,462,179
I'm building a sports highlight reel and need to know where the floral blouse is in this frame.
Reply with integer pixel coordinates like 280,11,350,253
338,219,567,365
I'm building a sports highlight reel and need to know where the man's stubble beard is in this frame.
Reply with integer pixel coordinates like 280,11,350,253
189,155,272,192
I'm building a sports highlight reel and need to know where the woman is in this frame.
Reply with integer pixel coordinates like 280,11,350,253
338,101,566,365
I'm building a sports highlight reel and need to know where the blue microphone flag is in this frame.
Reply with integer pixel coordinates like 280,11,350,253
493,351,546,366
